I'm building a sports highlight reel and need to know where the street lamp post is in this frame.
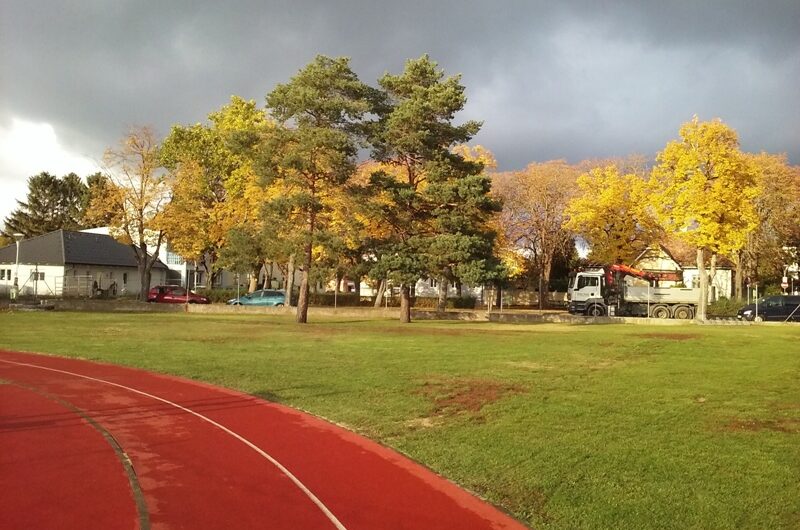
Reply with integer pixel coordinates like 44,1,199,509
12,233,23,300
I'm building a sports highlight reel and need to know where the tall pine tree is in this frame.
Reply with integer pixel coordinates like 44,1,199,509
3,172,92,238
368,55,501,322
258,55,375,323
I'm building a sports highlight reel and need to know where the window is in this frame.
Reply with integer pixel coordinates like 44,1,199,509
30,271,45,281
0,270,4,280
123,273,128,285
172,287,187,296
167,252,184,265
577,276,599,289
764,297,783,307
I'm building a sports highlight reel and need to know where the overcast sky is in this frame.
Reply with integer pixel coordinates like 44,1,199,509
1,1,798,222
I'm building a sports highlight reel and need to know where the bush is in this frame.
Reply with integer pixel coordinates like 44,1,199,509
197,288,240,304
707,297,742,318
307,293,367,307
411,296,477,310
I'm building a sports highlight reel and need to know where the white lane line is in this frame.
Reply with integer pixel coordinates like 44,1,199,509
0,359,347,530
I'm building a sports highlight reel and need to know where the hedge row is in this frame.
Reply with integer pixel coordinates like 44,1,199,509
707,297,745,317
196,288,478,309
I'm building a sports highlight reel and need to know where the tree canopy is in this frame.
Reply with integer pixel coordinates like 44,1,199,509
2,172,101,238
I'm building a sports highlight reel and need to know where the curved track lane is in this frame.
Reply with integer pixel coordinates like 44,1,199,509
0,350,526,530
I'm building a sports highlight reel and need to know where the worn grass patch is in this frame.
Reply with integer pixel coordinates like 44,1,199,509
1,312,799,529
415,377,525,416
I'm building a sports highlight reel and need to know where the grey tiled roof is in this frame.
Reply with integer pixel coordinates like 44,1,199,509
0,230,167,269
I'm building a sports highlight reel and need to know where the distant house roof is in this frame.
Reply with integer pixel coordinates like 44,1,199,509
0,230,167,269
633,243,734,270
632,244,681,269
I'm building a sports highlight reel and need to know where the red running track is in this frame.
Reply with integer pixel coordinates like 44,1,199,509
0,350,527,530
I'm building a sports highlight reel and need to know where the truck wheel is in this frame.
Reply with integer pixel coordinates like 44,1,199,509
673,306,693,320
651,305,670,319
586,304,605,317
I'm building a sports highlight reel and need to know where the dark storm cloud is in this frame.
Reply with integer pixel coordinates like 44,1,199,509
1,0,798,173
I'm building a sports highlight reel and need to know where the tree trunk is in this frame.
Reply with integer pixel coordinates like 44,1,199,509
539,258,553,310
296,242,312,323
248,268,258,293
138,263,148,301
284,254,295,306
708,253,718,302
455,279,463,297
373,279,386,308
296,265,310,323
437,276,448,312
353,275,361,300
696,248,708,321
733,251,743,300
264,261,273,289
399,284,411,323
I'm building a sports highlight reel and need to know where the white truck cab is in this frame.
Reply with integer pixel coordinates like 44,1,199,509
567,270,607,316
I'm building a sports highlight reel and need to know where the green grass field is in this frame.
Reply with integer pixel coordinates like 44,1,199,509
1,312,799,529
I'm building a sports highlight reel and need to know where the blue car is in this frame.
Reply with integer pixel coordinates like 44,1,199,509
227,289,286,306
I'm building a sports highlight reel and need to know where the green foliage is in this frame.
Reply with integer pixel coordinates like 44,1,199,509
196,288,240,304
368,56,500,295
217,228,264,276
307,293,365,307
259,55,376,322
411,296,477,309
2,172,94,237
707,297,742,317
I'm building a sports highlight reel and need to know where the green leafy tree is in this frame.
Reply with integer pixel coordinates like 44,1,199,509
159,96,270,284
258,55,374,323
368,55,499,322
3,172,91,237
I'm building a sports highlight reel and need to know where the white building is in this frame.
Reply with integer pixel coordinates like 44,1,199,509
0,230,168,298
632,244,733,299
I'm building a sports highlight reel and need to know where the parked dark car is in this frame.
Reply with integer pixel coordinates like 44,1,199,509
737,295,800,322
147,286,210,304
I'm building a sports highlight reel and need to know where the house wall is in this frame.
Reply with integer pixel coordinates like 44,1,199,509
0,263,64,297
413,278,482,299
63,264,167,297
682,268,733,299
0,262,167,298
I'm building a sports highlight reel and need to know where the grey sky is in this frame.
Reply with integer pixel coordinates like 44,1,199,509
1,1,798,220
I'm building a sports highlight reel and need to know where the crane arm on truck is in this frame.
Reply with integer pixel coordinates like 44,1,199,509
605,264,657,286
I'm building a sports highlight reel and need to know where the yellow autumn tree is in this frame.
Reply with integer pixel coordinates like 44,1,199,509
737,152,800,297
86,126,169,300
564,165,662,264
650,116,760,319
159,96,273,287
494,160,579,308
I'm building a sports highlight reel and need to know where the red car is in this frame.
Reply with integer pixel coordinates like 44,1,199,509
147,286,210,304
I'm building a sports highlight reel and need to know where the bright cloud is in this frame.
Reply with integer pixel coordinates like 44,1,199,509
0,118,101,224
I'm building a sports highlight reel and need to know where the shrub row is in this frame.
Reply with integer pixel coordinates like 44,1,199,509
707,297,743,317
195,287,481,309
